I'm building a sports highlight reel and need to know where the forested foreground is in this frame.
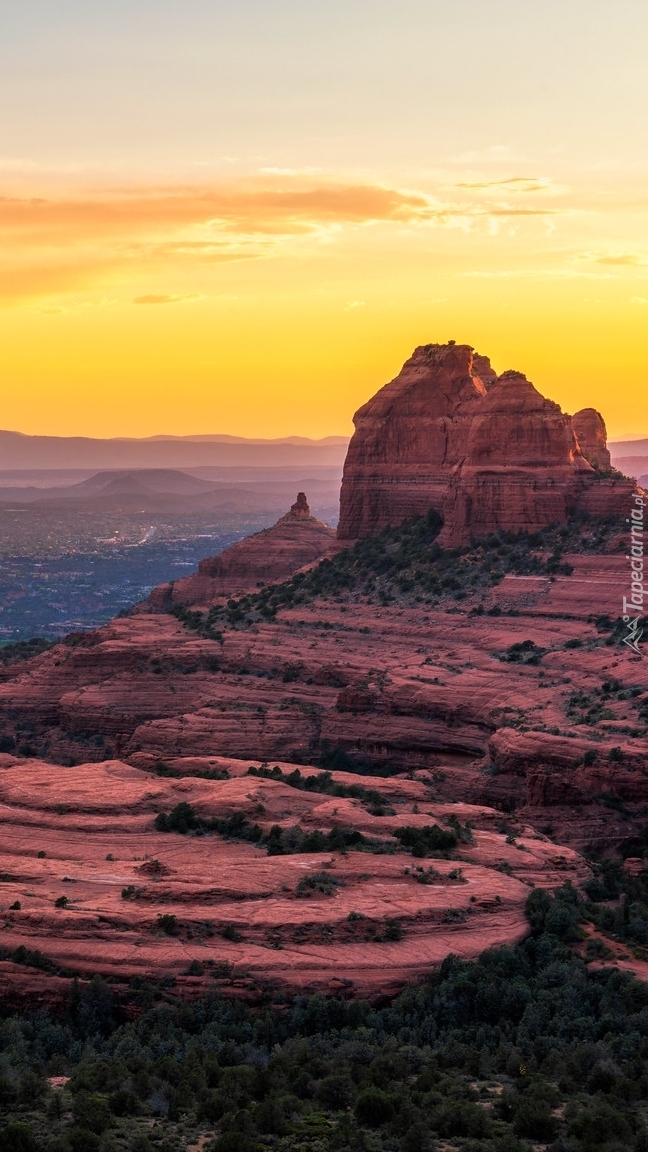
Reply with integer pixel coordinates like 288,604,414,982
3,886,648,1152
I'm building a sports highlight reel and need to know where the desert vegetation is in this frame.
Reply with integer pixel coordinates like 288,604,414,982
169,510,632,641
153,800,393,856
246,765,388,812
3,885,648,1151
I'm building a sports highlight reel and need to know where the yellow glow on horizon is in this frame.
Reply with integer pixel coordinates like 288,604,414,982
0,173,647,440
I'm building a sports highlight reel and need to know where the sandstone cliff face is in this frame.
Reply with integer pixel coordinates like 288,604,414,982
571,408,612,470
148,493,337,609
338,344,633,544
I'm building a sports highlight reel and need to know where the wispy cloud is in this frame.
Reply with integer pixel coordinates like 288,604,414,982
484,207,562,217
0,175,580,304
454,145,519,164
595,254,646,266
132,293,202,304
462,268,616,280
0,181,449,302
258,167,324,176
0,183,440,244
456,177,554,193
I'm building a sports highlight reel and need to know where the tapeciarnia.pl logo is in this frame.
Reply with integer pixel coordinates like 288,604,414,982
623,492,646,655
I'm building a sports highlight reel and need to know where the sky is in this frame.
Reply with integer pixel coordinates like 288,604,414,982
1,0,647,439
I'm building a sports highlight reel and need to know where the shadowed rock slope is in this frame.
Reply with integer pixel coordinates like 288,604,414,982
147,492,337,609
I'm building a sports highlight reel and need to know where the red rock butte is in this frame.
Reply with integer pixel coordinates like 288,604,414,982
148,492,337,609
338,342,633,545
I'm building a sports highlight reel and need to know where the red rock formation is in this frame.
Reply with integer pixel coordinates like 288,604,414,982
0,752,586,996
1,549,647,852
148,493,337,608
338,344,633,544
571,408,612,470
2,345,648,999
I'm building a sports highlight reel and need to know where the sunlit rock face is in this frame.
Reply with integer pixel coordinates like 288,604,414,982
571,407,612,470
337,343,633,545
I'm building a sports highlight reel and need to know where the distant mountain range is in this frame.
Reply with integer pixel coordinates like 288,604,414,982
609,439,648,488
1,430,645,494
0,430,349,471
0,467,342,518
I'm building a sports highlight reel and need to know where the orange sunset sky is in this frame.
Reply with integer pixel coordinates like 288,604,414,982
1,0,647,440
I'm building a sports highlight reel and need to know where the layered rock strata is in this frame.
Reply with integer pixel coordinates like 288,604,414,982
148,493,337,609
337,343,633,544
0,753,586,997
1,551,647,855
1,345,646,998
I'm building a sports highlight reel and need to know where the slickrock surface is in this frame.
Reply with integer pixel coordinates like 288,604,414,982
337,343,633,544
1,552,646,863
148,493,337,609
0,754,586,997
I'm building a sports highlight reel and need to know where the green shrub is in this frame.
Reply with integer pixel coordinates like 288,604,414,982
220,923,243,942
513,1099,558,1142
130,1135,154,1152
317,1073,356,1110
211,1134,255,1152
248,764,387,809
500,639,544,665
157,914,179,936
568,1099,632,1146
72,1090,111,1134
0,1122,39,1152
401,1122,434,1152
68,1132,100,1152
254,1096,287,1135
155,801,200,833
394,824,457,857
109,1088,141,1116
355,1086,395,1125
383,918,403,941
296,871,343,896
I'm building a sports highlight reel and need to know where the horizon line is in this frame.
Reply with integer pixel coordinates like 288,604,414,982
0,429,351,446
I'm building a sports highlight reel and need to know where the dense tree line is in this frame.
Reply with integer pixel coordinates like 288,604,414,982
2,885,648,1151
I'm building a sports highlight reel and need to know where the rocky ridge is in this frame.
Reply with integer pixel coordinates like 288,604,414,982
147,492,337,610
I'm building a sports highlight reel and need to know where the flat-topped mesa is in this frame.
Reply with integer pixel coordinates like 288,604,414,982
338,342,634,545
147,494,337,610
